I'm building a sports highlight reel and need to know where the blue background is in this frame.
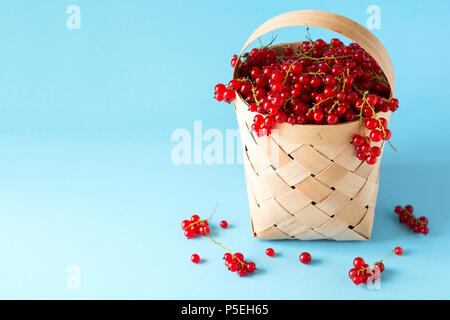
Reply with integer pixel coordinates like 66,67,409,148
0,0,449,299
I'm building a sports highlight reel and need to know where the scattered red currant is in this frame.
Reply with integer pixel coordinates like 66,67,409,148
191,254,200,264
299,252,311,264
394,205,429,235
181,215,210,238
224,252,256,277
394,247,403,255
220,220,228,229
349,248,401,285
265,248,275,257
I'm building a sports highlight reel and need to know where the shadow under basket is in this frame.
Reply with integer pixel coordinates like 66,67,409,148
233,10,396,240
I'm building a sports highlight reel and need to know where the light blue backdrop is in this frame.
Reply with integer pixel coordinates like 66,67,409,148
0,0,449,299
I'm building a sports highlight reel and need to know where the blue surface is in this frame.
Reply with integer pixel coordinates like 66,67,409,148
0,0,449,299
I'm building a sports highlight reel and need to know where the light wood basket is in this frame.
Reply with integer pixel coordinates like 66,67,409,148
233,10,395,240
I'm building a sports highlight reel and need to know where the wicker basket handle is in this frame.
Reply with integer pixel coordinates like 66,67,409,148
235,10,395,95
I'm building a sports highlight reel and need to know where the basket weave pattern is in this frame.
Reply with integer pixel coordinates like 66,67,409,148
236,96,389,240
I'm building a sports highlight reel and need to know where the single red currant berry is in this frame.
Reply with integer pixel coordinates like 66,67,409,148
234,252,244,261
382,129,392,140
327,113,339,124
265,248,275,257
348,268,358,279
352,134,364,146
231,57,238,68
238,268,247,277
202,226,210,235
352,275,363,285
224,253,232,261
313,110,324,122
253,114,264,126
394,247,403,256
417,216,428,225
360,143,371,153
421,226,429,235
184,229,195,239
191,254,200,263
405,205,414,214
191,215,200,222
394,205,404,214
370,130,382,142
265,115,276,128
284,47,294,56
366,95,378,106
370,146,381,157
375,262,385,273
229,261,239,272
353,257,365,269
220,220,228,229
246,262,256,273
299,252,311,264
223,89,236,103
366,156,377,165
181,220,190,230
215,83,227,95
271,70,284,82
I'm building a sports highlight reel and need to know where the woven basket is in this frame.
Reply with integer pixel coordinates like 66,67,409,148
233,10,396,240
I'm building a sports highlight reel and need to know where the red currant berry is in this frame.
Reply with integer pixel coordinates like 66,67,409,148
353,257,365,269
394,205,404,214
366,156,377,165
370,146,381,157
246,262,256,273
370,130,382,142
299,252,311,264
181,220,191,230
265,248,275,257
229,261,239,272
394,247,403,255
191,254,200,263
353,134,364,146
238,268,247,277
417,216,428,225
220,220,228,229
327,113,339,124
405,205,414,214
352,275,363,285
184,229,195,239
223,89,236,103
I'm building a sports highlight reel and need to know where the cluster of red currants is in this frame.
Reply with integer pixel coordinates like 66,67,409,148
181,214,210,238
223,252,256,277
349,247,403,285
214,37,399,164
394,205,429,235
348,257,385,285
